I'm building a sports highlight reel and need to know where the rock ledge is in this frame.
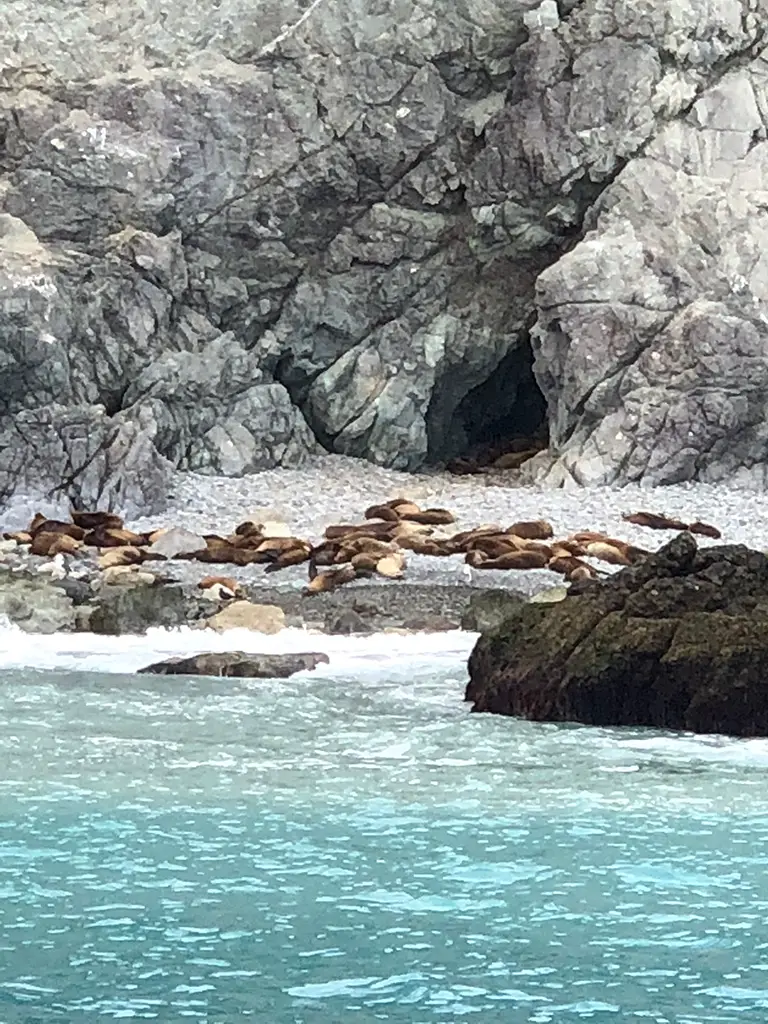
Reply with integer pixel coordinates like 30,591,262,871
466,533,768,737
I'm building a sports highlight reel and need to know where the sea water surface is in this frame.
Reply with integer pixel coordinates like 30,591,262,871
1,625,768,1023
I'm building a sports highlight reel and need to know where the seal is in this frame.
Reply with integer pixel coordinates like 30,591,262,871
506,520,554,541
70,510,124,532
466,549,550,570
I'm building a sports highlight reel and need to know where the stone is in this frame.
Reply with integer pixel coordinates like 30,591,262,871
466,533,768,737
0,569,76,633
529,586,569,604
2,0,768,501
102,566,157,586
88,583,193,635
148,527,207,560
460,590,525,634
207,601,286,634
137,651,330,679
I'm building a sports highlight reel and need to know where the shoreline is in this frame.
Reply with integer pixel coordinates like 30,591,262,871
0,455,761,639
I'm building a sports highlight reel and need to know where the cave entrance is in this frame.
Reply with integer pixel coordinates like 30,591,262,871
430,336,549,473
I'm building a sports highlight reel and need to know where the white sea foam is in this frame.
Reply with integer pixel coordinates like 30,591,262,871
0,619,478,677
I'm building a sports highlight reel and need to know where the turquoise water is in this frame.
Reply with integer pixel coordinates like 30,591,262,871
2,655,768,1022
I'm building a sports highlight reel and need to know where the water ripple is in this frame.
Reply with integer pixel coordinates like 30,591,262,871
1,655,768,1020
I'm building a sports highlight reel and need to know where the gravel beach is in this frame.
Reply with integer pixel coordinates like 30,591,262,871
116,454,767,601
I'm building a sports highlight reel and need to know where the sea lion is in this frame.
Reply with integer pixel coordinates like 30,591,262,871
396,535,451,556
398,508,456,525
506,520,554,540
84,527,148,548
198,575,241,593
98,546,144,569
364,504,401,522
324,522,399,541
306,563,358,594
687,521,722,539
547,554,600,580
233,520,265,539
28,519,86,540
3,531,32,545
463,535,521,558
466,549,549,570
30,531,81,557
385,500,422,517
622,511,688,531
583,541,636,566
263,542,313,572
490,449,541,471
375,553,406,579
70,510,124,532
335,537,397,560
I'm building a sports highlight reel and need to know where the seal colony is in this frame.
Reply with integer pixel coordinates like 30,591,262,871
2,501,723,596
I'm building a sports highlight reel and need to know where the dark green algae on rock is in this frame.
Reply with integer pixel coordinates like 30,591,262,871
466,532,768,738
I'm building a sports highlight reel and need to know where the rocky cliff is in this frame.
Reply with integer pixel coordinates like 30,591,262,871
1,0,766,514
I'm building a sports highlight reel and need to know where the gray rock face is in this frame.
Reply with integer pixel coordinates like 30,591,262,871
1,0,767,509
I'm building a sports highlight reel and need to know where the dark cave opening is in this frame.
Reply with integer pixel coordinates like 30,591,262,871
428,336,549,471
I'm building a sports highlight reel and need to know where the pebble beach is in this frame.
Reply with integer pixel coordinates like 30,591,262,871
119,454,768,598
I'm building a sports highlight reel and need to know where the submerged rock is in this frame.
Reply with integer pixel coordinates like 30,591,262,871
466,533,768,737
138,651,329,679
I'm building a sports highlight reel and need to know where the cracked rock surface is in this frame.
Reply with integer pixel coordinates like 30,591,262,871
1,0,767,514
466,532,768,737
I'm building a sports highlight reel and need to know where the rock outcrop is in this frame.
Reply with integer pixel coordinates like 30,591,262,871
466,533,768,737
138,650,329,678
2,0,768,512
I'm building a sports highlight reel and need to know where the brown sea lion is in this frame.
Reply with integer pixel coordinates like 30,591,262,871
463,535,521,558
98,546,144,569
233,521,265,539
70,510,124,532
29,519,86,540
490,448,541,471
506,520,554,540
306,564,358,594
583,541,635,566
547,554,600,580
396,535,451,556
398,508,456,525
364,504,401,522
687,521,722,539
263,543,313,572
376,553,406,579
466,549,550,570
3,531,32,544
622,511,688,531
324,522,399,541
84,527,148,548
30,531,80,557
335,537,397,561
198,575,241,593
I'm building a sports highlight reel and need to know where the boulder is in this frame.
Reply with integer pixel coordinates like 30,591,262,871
148,527,207,559
138,651,329,678
466,533,768,737
88,582,193,635
0,568,77,633
207,601,286,634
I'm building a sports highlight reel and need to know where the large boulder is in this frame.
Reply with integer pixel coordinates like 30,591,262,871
466,532,768,737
